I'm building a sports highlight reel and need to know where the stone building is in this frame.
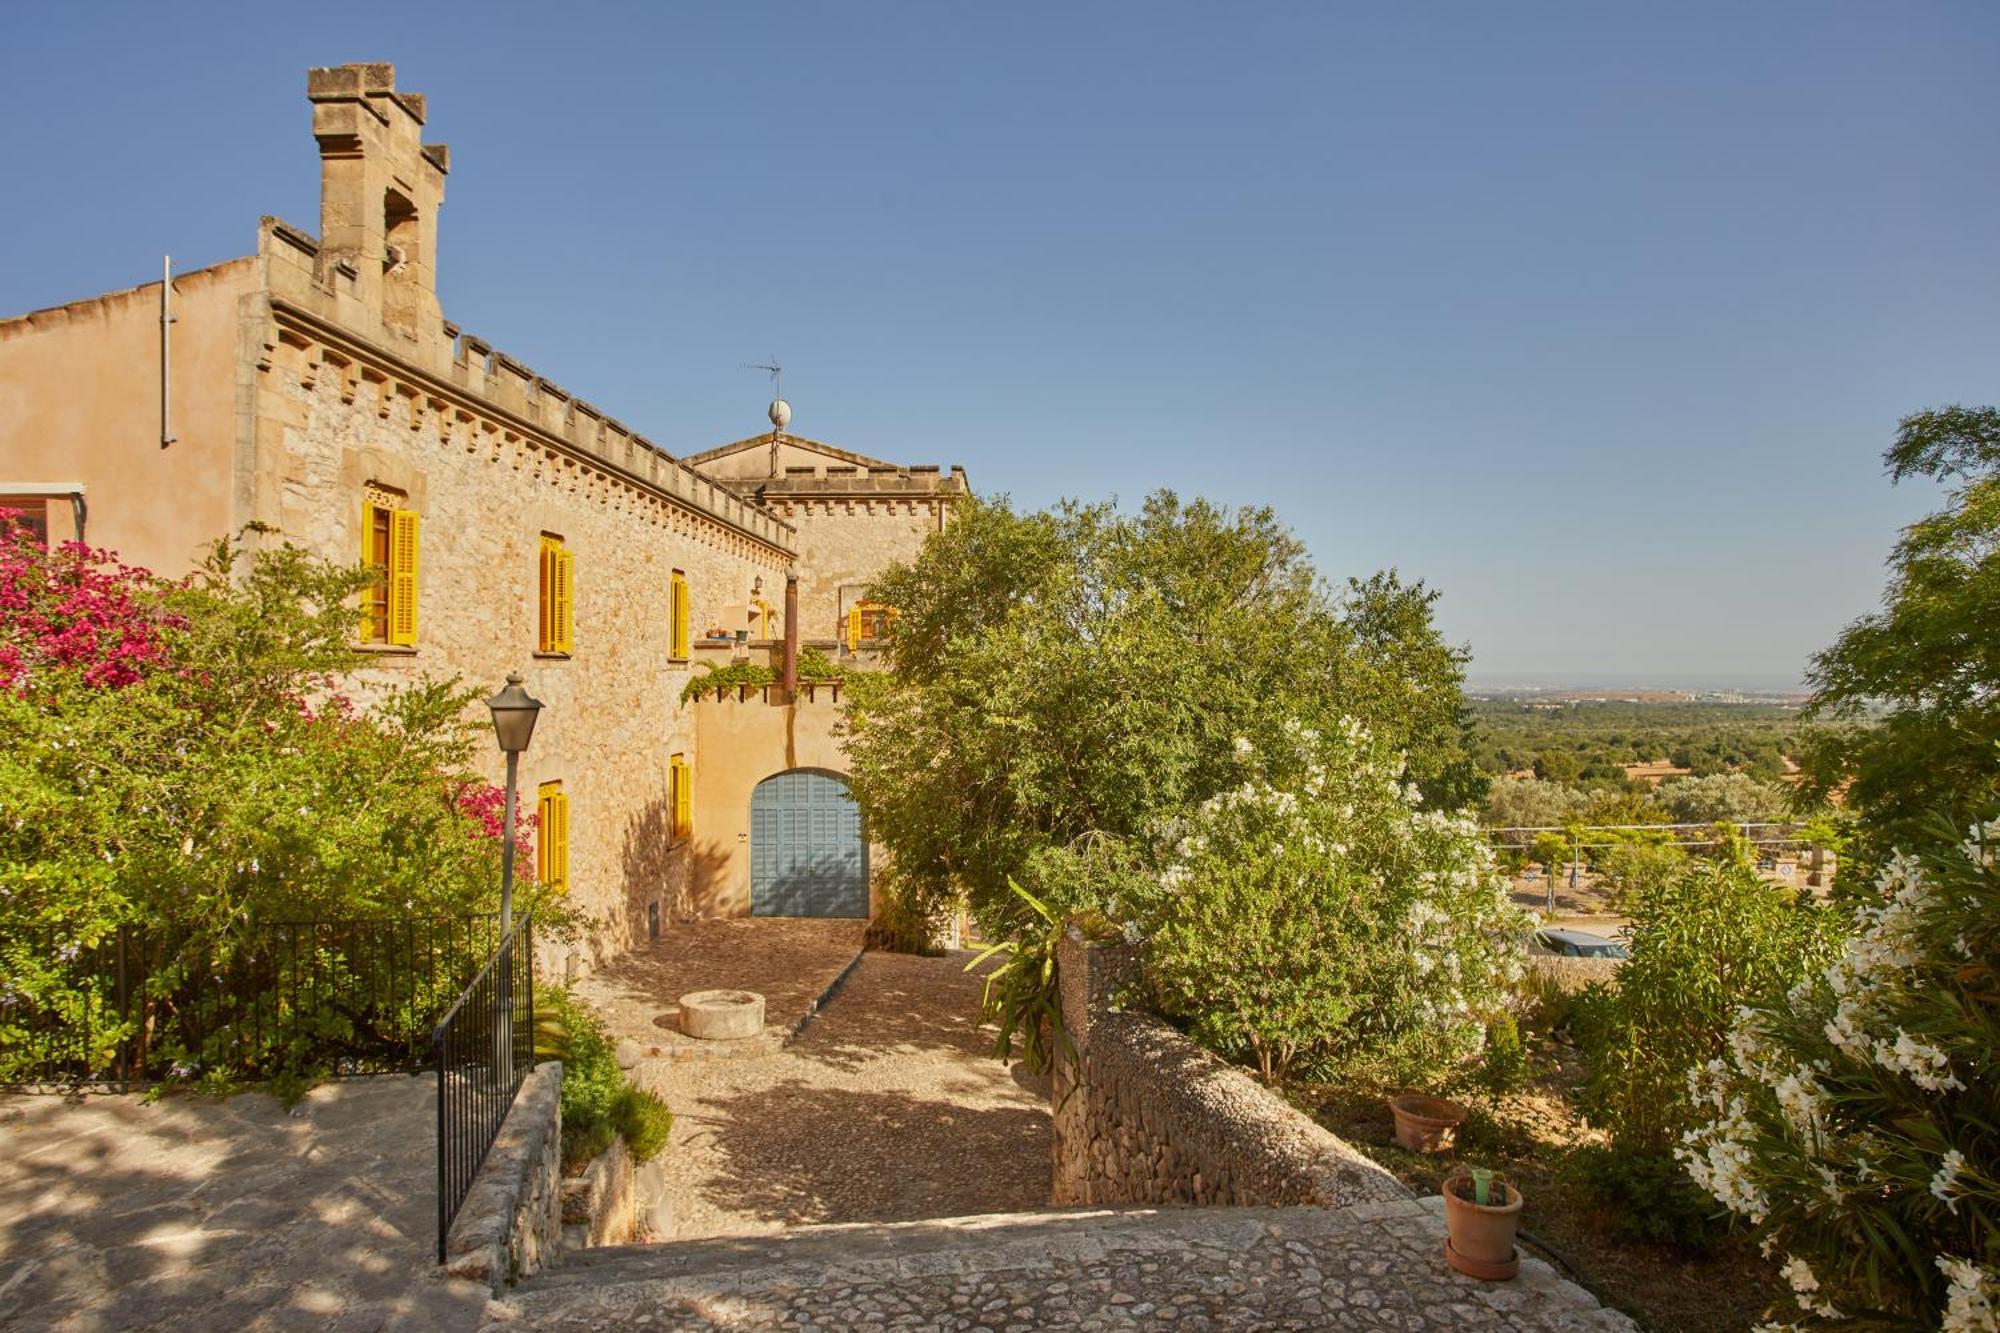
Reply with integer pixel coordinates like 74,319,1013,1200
0,63,964,968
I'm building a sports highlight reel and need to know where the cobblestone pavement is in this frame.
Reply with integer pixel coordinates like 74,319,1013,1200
573,920,866,1062
489,1200,1635,1331
0,1076,488,1332
620,948,1052,1241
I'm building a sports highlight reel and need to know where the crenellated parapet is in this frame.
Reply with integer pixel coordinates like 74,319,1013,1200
256,215,794,562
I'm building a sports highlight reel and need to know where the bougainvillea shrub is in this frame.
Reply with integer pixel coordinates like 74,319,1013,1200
0,526,569,1082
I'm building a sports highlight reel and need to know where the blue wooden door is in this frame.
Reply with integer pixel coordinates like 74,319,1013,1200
749,770,868,917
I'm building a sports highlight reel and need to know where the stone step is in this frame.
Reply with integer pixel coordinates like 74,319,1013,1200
491,1199,1637,1331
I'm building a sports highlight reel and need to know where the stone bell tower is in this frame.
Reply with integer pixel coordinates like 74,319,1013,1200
306,63,449,338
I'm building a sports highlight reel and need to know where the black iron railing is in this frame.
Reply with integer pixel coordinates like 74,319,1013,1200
0,915,498,1089
433,916,534,1262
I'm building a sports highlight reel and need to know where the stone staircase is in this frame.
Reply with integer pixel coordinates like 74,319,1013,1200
485,1199,1635,1331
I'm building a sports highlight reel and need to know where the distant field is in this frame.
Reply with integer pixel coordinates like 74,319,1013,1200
1467,696,1814,784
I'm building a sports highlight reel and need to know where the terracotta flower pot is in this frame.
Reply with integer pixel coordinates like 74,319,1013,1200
1387,1093,1466,1153
1442,1168,1522,1281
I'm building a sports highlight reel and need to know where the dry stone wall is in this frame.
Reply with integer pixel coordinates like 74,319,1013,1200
1051,929,1407,1210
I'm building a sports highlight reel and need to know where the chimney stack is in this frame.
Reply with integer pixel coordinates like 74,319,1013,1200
307,63,449,336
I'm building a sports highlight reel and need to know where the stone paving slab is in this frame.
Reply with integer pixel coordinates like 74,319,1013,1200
572,920,865,1063
0,1077,489,1332
487,1201,1637,1331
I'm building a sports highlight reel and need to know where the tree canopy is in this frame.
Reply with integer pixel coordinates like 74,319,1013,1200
1802,405,2000,869
841,491,1480,929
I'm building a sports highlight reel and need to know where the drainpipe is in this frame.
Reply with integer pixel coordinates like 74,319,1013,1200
780,569,800,702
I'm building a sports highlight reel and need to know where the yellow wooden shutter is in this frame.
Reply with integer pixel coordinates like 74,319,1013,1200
670,574,690,659
670,756,692,840
388,509,419,645
537,782,568,892
537,538,555,652
846,604,863,652
361,500,380,564
555,548,575,653
555,790,570,892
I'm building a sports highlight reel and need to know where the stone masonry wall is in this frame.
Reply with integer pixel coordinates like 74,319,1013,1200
1051,928,1408,1210
257,307,786,968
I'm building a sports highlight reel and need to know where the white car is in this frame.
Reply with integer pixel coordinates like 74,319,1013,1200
1533,928,1629,960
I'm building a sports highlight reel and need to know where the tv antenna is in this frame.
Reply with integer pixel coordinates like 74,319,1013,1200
744,359,791,436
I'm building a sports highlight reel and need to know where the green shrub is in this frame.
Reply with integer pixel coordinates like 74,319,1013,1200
795,645,844,681
1682,819,2000,1327
863,874,949,956
612,1083,673,1161
1579,848,1841,1156
1472,1011,1532,1095
679,660,775,704
536,987,672,1171
1128,719,1533,1087
1568,1145,1729,1252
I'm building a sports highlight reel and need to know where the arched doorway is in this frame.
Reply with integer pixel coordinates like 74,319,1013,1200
749,769,868,917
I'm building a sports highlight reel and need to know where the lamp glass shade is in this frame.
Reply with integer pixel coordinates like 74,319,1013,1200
486,673,543,754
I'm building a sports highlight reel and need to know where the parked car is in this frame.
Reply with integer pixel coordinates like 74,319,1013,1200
1532,927,1629,959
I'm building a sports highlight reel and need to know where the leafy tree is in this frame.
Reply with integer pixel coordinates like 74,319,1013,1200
1654,772,1792,827
1484,776,1590,830
844,492,1479,930
1579,845,1840,1157
1802,406,2000,872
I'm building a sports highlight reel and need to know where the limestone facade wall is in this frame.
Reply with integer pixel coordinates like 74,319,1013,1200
1051,929,1408,1210
255,295,787,965
775,501,944,645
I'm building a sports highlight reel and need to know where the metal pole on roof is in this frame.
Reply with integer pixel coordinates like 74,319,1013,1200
159,256,177,449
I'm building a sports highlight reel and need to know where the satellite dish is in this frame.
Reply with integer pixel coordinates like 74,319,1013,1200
769,398,792,431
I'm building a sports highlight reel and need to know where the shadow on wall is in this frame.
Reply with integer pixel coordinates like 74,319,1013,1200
616,794,737,947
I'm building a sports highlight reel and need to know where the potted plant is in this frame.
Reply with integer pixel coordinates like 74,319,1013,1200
1387,1092,1467,1153
1442,1166,1522,1280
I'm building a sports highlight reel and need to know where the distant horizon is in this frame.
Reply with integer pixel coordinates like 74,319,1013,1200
1466,669,1809,696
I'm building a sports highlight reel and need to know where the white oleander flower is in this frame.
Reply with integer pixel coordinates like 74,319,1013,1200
1932,1149,1967,1215
1938,1256,1997,1333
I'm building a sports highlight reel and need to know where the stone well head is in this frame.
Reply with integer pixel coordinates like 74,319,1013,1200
678,989,765,1041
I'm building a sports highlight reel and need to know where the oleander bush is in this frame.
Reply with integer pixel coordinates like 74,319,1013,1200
1681,819,1999,1328
1122,719,1533,1087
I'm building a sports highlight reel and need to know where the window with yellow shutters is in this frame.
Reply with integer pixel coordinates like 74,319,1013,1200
536,780,569,893
361,488,418,646
538,534,573,654
669,571,690,661
669,754,692,842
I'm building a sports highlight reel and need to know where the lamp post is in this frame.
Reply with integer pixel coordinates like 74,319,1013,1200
485,673,543,938
484,673,541,1086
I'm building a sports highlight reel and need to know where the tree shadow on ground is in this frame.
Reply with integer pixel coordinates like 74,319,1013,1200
0,1078,482,1332
686,1078,1052,1229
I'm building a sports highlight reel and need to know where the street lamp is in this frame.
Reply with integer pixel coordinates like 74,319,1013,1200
485,672,542,937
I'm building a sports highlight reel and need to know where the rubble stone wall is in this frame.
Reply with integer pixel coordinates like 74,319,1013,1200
1051,930,1408,1210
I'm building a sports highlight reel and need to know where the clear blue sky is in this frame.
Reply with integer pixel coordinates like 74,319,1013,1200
6,3,1995,685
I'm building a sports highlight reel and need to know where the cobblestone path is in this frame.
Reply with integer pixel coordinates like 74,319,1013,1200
625,949,1053,1241
489,1200,1636,1331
